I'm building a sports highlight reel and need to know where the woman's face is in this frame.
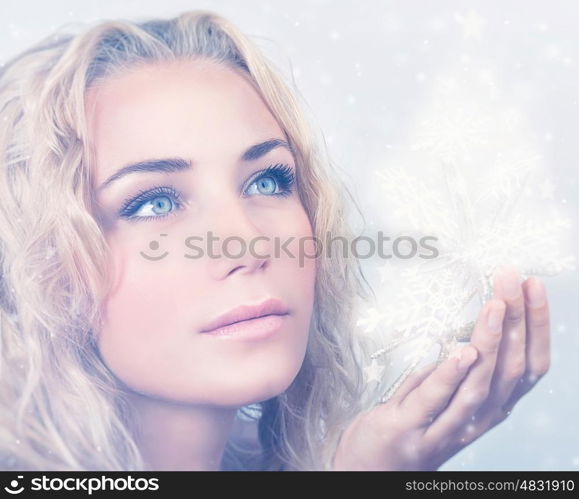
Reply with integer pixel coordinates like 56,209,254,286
85,59,316,407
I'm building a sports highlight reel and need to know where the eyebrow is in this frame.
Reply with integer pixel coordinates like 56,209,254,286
96,138,292,192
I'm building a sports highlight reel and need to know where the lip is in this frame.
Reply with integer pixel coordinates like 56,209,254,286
200,297,290,334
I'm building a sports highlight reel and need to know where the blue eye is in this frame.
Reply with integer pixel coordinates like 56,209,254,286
137,195,173,216
118,164,295,223
253,176,277,195
245,163,295,198
119,186,182,222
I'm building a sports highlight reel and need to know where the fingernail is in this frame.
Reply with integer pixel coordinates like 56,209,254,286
526,277,546,308
449,345,464,360
498,268,521,299
458,346,478,371
487,302,505,332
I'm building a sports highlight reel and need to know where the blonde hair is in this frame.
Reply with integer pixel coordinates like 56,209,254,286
0,10,373,470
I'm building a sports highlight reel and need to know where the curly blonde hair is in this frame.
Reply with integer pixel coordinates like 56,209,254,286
0,10,374,471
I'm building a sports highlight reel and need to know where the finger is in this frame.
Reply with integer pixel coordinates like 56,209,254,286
486,267,527,407
502,277,550,412
388,362,438,403
521,276,550,380
397,345,478,427
423,299,505,442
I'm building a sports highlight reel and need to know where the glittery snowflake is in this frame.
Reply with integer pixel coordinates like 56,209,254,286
357,69,576,404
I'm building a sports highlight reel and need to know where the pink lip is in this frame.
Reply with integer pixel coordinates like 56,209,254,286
200,297,289,334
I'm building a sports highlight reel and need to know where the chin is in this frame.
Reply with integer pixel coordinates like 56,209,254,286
115,344,308,408
195,359,305,408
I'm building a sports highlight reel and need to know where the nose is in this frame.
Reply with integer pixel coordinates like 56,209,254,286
202,199,272,280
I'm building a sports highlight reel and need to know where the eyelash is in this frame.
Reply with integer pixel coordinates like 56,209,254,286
118,163,296,222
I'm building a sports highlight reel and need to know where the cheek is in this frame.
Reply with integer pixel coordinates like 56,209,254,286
95,240,194,393
268,207,317,312
273,208,317,362
287,209,317,292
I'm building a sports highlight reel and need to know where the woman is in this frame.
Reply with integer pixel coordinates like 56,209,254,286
0,10,551,471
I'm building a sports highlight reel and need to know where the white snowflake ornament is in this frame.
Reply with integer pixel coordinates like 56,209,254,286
356,67,575,405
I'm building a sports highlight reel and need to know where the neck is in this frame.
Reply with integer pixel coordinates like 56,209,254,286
126,391,237,471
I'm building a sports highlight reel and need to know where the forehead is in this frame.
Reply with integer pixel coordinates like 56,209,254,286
84,59,285,185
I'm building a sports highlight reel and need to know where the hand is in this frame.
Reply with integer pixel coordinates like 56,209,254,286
332,267,550,470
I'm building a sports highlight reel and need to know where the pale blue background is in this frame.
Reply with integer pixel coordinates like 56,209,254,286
1,0,577,470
